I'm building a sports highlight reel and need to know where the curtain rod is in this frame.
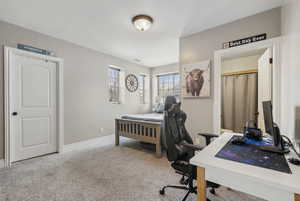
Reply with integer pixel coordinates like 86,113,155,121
222,69,258,76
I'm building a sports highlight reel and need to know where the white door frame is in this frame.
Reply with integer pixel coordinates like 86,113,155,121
4,47,64,168
213,37,281,134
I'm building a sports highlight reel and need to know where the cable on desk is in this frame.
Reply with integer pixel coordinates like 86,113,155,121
282,135,300,158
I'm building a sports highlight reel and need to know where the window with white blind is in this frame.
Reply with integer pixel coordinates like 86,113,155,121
139,74,146,104
157,73,180,101
108,67,120,103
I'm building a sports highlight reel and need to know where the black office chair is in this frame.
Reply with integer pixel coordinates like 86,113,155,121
159,96,219,201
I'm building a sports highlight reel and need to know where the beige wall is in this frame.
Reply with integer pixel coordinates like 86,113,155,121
151,63,179,75
0,20,151,159
179,8,281,140
222,54,261,74
281,0,300,148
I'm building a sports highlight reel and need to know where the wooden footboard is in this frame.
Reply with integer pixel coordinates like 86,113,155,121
115,118,162,157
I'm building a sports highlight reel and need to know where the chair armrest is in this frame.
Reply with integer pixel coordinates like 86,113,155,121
197,133,219,145
181,142,204,151
198,133,219,138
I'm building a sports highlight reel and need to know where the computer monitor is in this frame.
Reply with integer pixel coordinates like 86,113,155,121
261,101,289,153
263,101,279,146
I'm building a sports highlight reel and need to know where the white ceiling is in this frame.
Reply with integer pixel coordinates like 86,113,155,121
0,0,284,67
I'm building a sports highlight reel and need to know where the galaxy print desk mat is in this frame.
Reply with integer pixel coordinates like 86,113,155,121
215,135,292,174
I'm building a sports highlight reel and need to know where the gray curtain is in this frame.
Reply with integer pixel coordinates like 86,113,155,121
221,73,258,133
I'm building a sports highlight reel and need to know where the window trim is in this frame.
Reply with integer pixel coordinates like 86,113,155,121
139,74,146,104
156,72,180,101
155,71,179,77
108,65,121,104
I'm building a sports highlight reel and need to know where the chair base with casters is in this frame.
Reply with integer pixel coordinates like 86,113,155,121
159,133,220,201
160,176,218,201
159,174,197,201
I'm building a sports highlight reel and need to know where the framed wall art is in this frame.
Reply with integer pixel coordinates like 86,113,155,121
182,60,211,98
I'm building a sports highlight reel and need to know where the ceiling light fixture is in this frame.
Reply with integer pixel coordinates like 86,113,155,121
132,15,153,32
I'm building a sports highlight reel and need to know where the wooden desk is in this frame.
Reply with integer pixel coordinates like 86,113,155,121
190,133,300,201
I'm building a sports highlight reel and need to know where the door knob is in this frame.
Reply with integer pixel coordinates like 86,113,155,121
12,112,18,116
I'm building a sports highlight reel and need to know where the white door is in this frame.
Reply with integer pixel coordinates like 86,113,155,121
11,54,57,162
257,48,272,132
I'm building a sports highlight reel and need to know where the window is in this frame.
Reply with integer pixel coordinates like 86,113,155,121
157,73,180,101
139,74,146,104
108,67,120,103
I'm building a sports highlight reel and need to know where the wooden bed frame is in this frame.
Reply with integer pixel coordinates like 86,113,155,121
115,118,162,157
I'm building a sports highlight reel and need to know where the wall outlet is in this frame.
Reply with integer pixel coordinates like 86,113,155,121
99,128,104,133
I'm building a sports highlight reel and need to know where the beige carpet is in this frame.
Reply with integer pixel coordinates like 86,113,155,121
0,138,265,201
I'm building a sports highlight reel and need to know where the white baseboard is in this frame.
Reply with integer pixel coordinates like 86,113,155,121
63,134,115,153
0,159,4,169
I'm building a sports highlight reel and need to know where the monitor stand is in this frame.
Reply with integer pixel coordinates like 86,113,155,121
259,145,290,154
259,126,290,154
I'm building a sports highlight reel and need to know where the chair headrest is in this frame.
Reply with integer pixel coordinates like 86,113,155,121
164,96,181,112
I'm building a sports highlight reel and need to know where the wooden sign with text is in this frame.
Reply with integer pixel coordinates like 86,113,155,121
223,33,267,49
17,44,55,56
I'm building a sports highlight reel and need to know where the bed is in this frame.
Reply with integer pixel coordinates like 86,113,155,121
115,113,164,157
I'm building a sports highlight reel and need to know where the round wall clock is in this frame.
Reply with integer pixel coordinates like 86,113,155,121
125,74,139,92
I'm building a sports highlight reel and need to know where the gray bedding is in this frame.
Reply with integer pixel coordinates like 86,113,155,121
121,113,163,122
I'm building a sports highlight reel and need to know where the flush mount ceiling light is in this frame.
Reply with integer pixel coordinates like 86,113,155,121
132,15,153,32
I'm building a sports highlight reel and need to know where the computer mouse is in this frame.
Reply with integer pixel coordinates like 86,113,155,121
288,158,300,166
231,138,246,145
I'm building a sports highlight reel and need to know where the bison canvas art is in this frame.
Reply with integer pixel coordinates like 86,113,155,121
182,60,210,98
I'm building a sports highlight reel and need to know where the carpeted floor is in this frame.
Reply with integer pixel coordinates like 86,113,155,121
0,138,265,201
